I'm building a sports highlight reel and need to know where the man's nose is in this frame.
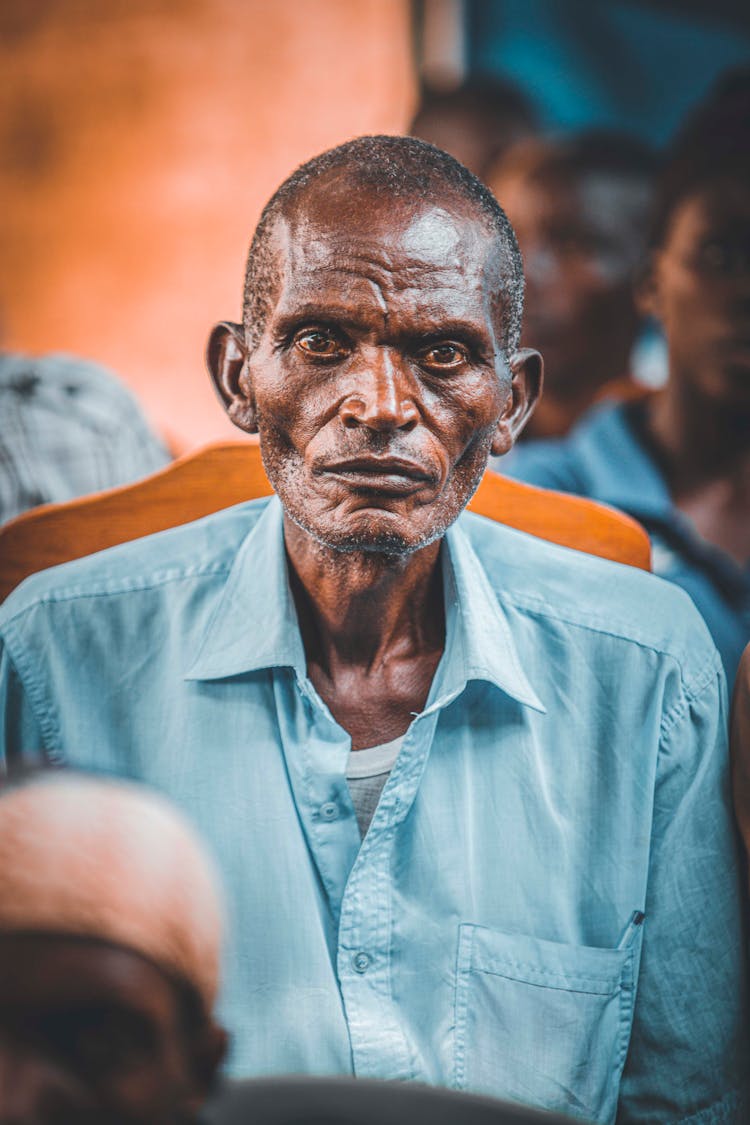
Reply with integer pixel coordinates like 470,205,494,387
339,348,419,432
0,1043,92,1124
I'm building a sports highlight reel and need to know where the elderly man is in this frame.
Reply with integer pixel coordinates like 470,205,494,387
0,137,746,1122
0,770,227,1124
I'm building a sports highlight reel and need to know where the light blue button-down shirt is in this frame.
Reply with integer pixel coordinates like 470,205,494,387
0,496,747,1123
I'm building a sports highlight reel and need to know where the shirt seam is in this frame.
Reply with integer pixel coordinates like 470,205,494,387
1,630,60,754
492,592,721,698
658,663,722,743
0,560,233,623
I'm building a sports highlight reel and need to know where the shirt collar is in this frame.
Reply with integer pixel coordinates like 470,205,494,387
436,520,545,712
186,495,545,714
185,497,306,681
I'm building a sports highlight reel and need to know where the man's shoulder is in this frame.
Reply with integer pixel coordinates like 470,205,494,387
459,510,722,694
0,498,272,627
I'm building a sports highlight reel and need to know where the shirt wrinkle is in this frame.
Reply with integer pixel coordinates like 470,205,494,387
658,667,726,746
486,588,720,701
0,561,235,618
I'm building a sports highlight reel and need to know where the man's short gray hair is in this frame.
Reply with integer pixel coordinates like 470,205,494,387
242,134,525,355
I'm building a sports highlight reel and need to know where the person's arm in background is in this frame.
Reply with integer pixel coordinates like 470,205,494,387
731,643,750,891
619,659,749,1122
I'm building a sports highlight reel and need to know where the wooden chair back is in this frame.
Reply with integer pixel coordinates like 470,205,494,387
0,441,651,601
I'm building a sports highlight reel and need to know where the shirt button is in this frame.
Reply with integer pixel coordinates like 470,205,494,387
352,951,371,974
320,802,338,821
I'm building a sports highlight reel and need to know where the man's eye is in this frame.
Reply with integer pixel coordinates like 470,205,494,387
419,343,467,369
295,331,346,358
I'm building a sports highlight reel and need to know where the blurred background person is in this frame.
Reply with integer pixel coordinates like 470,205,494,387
486,131,657,440
0,352,170,525
409,75,538,179
0,770,227,1124
504,68,750,687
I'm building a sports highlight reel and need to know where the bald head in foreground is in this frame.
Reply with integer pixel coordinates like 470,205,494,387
0,137,747,1121
0,772,227,1124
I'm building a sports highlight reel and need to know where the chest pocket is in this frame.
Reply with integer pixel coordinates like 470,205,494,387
453,924,637,1123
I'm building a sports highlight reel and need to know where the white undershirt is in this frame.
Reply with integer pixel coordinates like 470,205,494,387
346,734,404,838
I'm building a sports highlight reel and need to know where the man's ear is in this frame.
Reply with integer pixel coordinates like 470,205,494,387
491,348,543,456
184,1019,229,1114
206,321,257,434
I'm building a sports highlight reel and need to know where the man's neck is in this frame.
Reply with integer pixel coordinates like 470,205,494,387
283,516,447,750
283,516,445,678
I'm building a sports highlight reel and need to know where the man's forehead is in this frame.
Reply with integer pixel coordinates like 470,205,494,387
272,190,503,294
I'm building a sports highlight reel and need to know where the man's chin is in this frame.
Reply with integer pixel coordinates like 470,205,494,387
319,529,431,556
284,504,443,557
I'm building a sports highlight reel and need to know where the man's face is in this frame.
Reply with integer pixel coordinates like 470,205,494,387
490,164,647,390
233,188,529,555
645,179,750,409
0,934,203,1125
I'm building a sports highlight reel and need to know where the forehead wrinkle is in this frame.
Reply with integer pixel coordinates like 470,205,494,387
286,244,494,298
274,208,508,349
287,198,493,278
288,245,472,288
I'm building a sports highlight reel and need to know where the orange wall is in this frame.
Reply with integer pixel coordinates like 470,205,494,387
0,0,416,449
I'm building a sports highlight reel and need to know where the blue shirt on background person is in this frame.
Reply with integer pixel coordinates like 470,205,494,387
0,494,746,1123
498,398,750,689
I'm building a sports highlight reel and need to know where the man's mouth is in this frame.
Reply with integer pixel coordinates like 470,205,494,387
319,456,436,493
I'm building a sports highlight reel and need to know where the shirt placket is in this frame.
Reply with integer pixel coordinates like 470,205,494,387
274,655,467,1079
273,669,360,917
336,705,443,1081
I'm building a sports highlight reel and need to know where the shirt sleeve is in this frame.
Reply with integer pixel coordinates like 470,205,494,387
0,642,50,770
618,663,749,1122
